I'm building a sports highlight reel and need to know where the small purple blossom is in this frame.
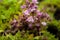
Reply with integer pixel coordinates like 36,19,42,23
26,0,30,5
23,10,30,15
28,23,33,29
30,8,36,12
45,13,50,18
29,3,38,8
12,18,17,23
11,18,18,28
32,0,38,4
33,4,38,9
21,5,26,9
34,16,38,20
28,23,32,27
26,0,29,3
26,16,34,23
36,10,43,16
29,3,38,12
28,23,33,28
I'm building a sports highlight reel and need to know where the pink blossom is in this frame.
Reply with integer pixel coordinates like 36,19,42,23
26,0,30,5
21,5,26,9
23,10,30,15
36,10,43,16
32,0,38,4
26,16,34,23
31,8,36,12
28,23,32,27
26,0,29,3
45,13,50,17
13,19,17,23
34,16,38,20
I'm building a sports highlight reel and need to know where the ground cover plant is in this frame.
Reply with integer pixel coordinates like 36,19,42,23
0,0,60,40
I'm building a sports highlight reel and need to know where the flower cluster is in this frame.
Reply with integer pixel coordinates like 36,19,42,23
10,0,51,36
20,0,50,26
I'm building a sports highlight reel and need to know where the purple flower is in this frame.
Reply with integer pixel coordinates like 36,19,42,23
32,0,38,4
26,16,34,23
12,19,17,23
36,10,43,16
28,23,33,27
45,13,50,18
34,16,38,20
28,8,36,13
23,10,30,15
30,8,36,12
41,13,50,19
26,0,29,3
21,5,26,9
26,0,30,5
29,3,38,12
36,10,40,12
35,18,38,20
33,4,38,9
29,3,38,8
28,23,33,29
11,19,18,27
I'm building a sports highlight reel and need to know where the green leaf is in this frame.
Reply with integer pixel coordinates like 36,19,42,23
1,15,6,19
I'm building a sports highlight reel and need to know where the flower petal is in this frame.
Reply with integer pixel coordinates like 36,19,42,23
26,16,34,23
23,10,30,15
21,5,26,9
41,22,47,26
32,0,38,4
